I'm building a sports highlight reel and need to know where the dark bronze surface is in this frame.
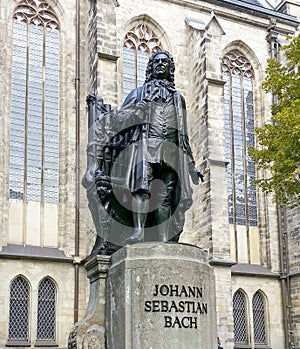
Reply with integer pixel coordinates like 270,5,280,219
83,51,203,254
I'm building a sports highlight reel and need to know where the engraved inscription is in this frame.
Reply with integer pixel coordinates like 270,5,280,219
144,284,208,329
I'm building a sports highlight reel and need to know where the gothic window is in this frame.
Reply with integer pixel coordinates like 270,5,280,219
9,0,60,204
233,290,249,345
252,291,267,346
123,23,163,97
222,50,258,227
36,277,57,345
8,276,30,345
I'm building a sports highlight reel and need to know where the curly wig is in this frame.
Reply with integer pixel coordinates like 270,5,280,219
144,50,175,85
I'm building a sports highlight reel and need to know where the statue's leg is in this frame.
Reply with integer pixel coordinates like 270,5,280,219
154,166,176,242
133,191,149,240
125,159,152,244
155,206,170,242
125,190,149,244
126,159,153,244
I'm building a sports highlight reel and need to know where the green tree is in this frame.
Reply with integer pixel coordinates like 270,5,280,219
249,35,300,207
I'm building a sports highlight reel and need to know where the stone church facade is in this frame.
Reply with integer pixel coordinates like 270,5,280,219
0,0,299,348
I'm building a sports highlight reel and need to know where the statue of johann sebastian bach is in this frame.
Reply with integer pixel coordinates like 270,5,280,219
84,50,203,253
110,50,203,244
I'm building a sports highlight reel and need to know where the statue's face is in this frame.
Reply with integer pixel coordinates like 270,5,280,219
152,52,170,80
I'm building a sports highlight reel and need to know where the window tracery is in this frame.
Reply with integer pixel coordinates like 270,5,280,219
222,50,254,78
123,23,163,97
13,0,59,29
124,23,162,53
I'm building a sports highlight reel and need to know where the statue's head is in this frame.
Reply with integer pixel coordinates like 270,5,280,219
145,50,175,83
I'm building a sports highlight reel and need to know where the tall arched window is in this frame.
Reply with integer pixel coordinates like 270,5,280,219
222,50,257,228
9,0,60,204
233,290,249,345
123,23,163,97
36,277,57,345
8,276,30,345
252,291,267,346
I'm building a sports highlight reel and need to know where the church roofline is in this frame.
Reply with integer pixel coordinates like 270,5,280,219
0,244,73,263
231,263,280,277
161,0,299,28
216,0,300,24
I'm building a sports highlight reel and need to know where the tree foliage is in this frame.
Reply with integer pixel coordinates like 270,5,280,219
249,35,300,207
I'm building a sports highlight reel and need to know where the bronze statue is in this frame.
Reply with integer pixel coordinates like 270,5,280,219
83,51,203,254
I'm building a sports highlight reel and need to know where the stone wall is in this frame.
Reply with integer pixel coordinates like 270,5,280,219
0,0,14,250
0,258,87,348
287,207,300,348
232,274,285,349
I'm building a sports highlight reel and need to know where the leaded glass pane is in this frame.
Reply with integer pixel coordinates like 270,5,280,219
37,278,56,341
44,27,59,203
245,78,258,226
232,74,246,226
233,290,248,344
9,20,26,200
253,291,267,345
222,50,257,227
223,74,234,224
8,276,30,341
137,49,149,87
10,3,60,204
123,47,136,99
27,23,43,202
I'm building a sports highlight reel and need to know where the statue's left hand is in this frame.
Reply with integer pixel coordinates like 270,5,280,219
95,170,112,195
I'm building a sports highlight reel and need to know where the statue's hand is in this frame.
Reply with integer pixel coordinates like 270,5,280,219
135,100,149,121
136,100,148,111
189,167,204,185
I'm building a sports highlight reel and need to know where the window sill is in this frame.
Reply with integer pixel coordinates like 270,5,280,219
35,340,58,347
6,340,31,347
234,344,270,349
234,345,252,349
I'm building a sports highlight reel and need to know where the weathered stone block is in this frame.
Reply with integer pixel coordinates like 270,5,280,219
106,242,217,349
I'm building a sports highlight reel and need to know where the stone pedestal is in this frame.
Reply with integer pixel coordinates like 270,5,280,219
68,254,110,349
106,242,217,349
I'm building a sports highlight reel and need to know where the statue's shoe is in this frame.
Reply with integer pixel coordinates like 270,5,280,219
124,229,144,244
